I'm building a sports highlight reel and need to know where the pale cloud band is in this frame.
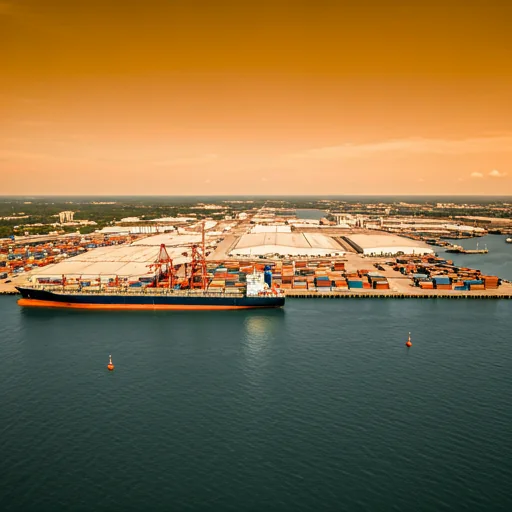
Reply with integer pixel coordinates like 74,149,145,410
291,135,512,160
152,153,219,167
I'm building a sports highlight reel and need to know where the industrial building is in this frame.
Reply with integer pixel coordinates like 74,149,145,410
130,233,204,247
250,225,292,234
58,211,75,223
27,244,190,282
344,234,434,256
230,233,344,257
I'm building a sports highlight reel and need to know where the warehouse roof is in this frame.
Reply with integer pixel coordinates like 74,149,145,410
28,244,190,279
230,232,343,256
131,233,203,247
346,234,433,252
250,225,292,233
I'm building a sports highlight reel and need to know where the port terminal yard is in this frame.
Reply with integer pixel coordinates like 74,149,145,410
2,223,510,299
3,252,511,299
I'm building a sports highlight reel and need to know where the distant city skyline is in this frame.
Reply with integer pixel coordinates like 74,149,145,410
1,0,511,195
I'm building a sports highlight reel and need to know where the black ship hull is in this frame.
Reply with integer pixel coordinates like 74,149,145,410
16,287,285,310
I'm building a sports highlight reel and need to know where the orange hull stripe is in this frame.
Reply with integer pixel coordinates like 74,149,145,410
17,298,277,310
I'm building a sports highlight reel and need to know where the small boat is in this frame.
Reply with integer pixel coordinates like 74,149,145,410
506,237,512,244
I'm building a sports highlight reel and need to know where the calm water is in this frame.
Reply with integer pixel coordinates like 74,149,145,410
1,297,511,511
295,209,326,220
439,234,512,281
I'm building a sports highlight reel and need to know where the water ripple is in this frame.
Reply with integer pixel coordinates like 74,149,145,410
1,297,512,511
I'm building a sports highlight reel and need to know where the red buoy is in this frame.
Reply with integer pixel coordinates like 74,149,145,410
107,354,115,371
406,333,412,348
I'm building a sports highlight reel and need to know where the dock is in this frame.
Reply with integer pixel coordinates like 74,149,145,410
283,290,512,299
2,287,512,299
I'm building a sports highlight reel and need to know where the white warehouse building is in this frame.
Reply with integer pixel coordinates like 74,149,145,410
230,233,345,257
345,234,434,256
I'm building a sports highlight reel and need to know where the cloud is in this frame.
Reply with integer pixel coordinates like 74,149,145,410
153,153,218,167
470,172,484,178
290,135,512,160
489,169,507,178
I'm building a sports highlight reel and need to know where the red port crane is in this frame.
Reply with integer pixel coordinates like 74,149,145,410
146,221,209,290
148,243,177,289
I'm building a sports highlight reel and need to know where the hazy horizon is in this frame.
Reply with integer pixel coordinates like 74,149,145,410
2,194,511,201
2,1,512,195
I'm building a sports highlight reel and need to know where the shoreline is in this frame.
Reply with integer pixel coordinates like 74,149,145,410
3,288,512,300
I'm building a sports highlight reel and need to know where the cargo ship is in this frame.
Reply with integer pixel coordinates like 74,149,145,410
16,233,285,310
16,274,284,310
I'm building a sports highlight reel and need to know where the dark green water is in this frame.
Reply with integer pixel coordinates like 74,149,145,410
1,297,511,511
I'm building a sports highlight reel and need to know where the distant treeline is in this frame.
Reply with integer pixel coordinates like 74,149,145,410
0,197,510,237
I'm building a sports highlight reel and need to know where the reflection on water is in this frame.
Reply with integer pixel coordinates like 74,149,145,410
1,297,512,511
241,311,285,386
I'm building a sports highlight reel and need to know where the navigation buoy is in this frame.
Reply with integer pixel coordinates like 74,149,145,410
406,333,412,348
107,354,115,371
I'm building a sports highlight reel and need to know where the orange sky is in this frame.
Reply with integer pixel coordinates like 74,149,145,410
1,0,512,195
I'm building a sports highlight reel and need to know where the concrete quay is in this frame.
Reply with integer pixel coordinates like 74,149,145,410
283,290,512,299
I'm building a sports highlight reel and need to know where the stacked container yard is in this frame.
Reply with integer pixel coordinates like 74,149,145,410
292,277,308,290
482,275,500,289
392,253,502,290
432,276,452,290
281,262,294,290
332,278,348,290
346,272,363,289
314,275,332,290
365,272,390,290
333,261,345,272
271,261,282,288
1,234,136,277
466,279,485,291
